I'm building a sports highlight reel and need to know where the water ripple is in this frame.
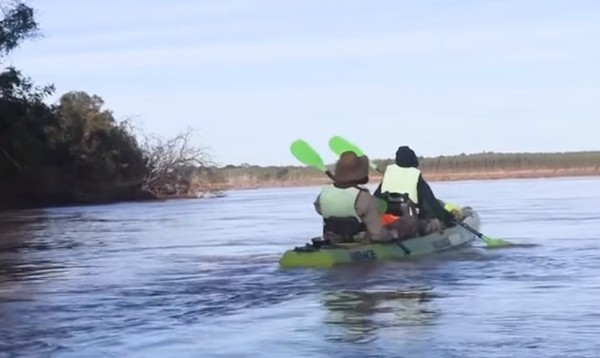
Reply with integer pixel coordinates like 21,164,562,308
1,177,600,357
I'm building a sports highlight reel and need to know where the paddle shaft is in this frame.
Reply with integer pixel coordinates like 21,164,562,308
454,219,484,239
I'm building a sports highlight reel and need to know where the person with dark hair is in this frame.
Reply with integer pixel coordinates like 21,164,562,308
314,151,418,244
374,146,455,234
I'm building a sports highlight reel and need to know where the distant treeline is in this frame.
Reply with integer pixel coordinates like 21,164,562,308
211,151,600,186
383,151,600,173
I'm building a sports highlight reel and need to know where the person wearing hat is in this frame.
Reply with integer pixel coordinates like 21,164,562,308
314,151,419,244
373,145,456,234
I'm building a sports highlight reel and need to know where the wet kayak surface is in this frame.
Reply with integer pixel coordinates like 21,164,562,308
1,177,600,357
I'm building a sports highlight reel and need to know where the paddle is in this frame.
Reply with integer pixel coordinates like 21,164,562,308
453,220,513,248
329,135,383,173
290,139,388,213
290,139,410,254
290,139,332,178
327,135,514,248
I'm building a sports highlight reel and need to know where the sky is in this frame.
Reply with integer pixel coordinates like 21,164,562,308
6,0,600,166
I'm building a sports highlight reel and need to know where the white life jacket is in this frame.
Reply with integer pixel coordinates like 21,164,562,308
317,185,362,221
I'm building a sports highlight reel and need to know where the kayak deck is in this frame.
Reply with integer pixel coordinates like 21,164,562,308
279,211,480,268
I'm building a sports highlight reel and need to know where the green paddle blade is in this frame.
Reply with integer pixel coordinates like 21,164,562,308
456,220,515,248
329,135,365,157
481,235,514,248
329,135,379,171
290,139,326,172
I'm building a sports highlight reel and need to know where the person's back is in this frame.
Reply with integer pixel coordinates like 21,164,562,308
378,163,421,217
374,146,455,234
314,151,410,243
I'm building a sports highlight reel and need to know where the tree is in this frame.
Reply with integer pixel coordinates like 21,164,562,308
0,1,53,103
51,91,147,186
54,91,115,142
137,127,219,197
0,1,57,207
0,1,227,210
1,2,39,55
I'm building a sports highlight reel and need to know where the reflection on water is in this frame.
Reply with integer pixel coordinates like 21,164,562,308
322,287,437,344
0,211,72,305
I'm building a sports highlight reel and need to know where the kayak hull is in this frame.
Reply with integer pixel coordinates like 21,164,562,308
279,210,480,268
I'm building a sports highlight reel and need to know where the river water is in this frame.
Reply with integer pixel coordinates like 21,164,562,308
1,177,599,357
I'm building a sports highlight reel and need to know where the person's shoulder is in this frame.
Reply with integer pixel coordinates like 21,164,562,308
354,186,374,198
354,188,379,216
355,188,379,207
355,185,372,195
317,183,334,191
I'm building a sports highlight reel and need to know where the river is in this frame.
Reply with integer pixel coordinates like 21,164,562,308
1,177,599,357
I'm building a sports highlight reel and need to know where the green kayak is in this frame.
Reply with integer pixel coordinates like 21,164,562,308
279,210,481,268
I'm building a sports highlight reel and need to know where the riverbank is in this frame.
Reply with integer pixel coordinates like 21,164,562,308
1,167,597,212
221,167,600,190
2,154,599,212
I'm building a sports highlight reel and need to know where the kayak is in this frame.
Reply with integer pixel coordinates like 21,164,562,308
279,209,481,268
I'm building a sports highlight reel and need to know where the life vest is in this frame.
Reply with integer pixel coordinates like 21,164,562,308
318,185,367,240
380,164,421,204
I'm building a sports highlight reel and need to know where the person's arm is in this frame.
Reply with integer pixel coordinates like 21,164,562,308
417,175,454,224
314,194,322,215
355,190,394,241
373,182,383,199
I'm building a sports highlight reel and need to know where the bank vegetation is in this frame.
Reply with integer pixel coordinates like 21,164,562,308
0,1,222,210
2,1,598,210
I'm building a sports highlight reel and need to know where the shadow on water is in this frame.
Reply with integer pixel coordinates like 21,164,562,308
483,242,540,249
321,286,438,344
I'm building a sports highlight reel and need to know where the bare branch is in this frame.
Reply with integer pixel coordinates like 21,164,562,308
133,126,220,197
0,145,21,170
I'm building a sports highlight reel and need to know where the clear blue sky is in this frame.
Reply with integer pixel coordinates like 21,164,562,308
8,0,600,166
